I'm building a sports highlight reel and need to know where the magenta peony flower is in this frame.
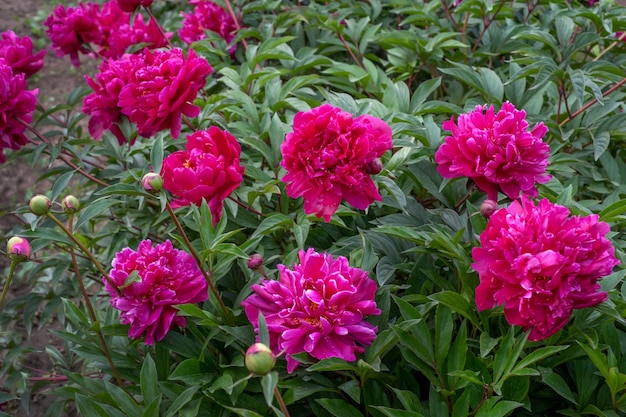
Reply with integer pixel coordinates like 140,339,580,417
95,1,169,60
472,196,619,341
106,240,208,345
83,54,138,144
0,31,46,78
116,0,153,13
117,48,213,138
281,104,393,222
435,102,551,201
161,126,244,222
0,63,37,164
179,0,238,53
242,248,381,373
44,3,101,67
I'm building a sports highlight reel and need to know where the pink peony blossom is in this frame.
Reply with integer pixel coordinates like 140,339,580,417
117,48,213,138
116,0,153,13
96,1,169,60
0,63,37,164
161,126,244,222
44,3,101,67
242,248,381,373
179,0,238,53
83,54,138,144
0,31,45,78
281,104,393,222
472,196,619,341
106,240,208,345
435,102,551,201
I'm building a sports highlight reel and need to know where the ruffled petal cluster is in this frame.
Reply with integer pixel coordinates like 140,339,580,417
281,104,393,222
0,63,38,164
180,0,238,54
472,196,619,341
242,249,381,373
83,54,138,144
44,3,101,67
44,1,167,67
106,240,208,345
117,48,213,138
0,31,45,78
96,1,167,60
161,126,244,222
83,48,212,141
435,102,551,201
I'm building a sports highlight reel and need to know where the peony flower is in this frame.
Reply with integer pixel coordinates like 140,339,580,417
95,1,169,60
0,31,46,78
83,54,138,144
472,196,619,341
44,3,101,67
242,248,381,373
435,102,551,201
161,126,244,222
117,48,213,138
6,236,31,262
281,104,393,222
106,240,208,345
0,63,37,164
116,0,153,13
179,0,238,54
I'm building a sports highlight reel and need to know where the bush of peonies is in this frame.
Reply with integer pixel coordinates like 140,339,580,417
0,0,625,416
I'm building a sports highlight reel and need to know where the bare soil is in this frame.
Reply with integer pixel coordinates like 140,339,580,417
1,1,94,415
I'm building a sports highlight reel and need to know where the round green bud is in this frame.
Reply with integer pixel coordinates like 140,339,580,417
245,343,275,375
29,195,51,216
142,172,163,193
61,195,80,214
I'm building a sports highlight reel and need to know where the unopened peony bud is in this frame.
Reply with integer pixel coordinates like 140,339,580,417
480,200,498,218
7,237,31,262
29,195,51,215
365,158,383,175
61,195,80,214
247,254,263,270
245,343,275,375
142,172,163,193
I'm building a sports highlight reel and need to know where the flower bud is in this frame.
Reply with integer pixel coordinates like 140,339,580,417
61,195,80,214
245,343,275,375
365,158,383,175
142,172,163,193
7,237,31,262
29,194,51,215
247,254,263,270
480,199,498,218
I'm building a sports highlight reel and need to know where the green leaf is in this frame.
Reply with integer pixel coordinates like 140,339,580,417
592,131,610,161
428,291,480,328
307,357,357,372
169,359,216,384
370,406,425,417
75,394,117,417
474,398,523,417
540,367,578,405
150,135,164,174
316,398,365,417
51,170,74,202
250,213,294,238
141,354,159,405
141,396,162,417
75,197,121,230
164,386,199,417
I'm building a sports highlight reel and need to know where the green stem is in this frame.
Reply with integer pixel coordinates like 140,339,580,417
46,212,121,296
165,202,234,325
0,260,18,309
274,386,291,417
67,216,134,400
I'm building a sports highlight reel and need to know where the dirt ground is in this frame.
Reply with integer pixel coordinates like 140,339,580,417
1,1,92,415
